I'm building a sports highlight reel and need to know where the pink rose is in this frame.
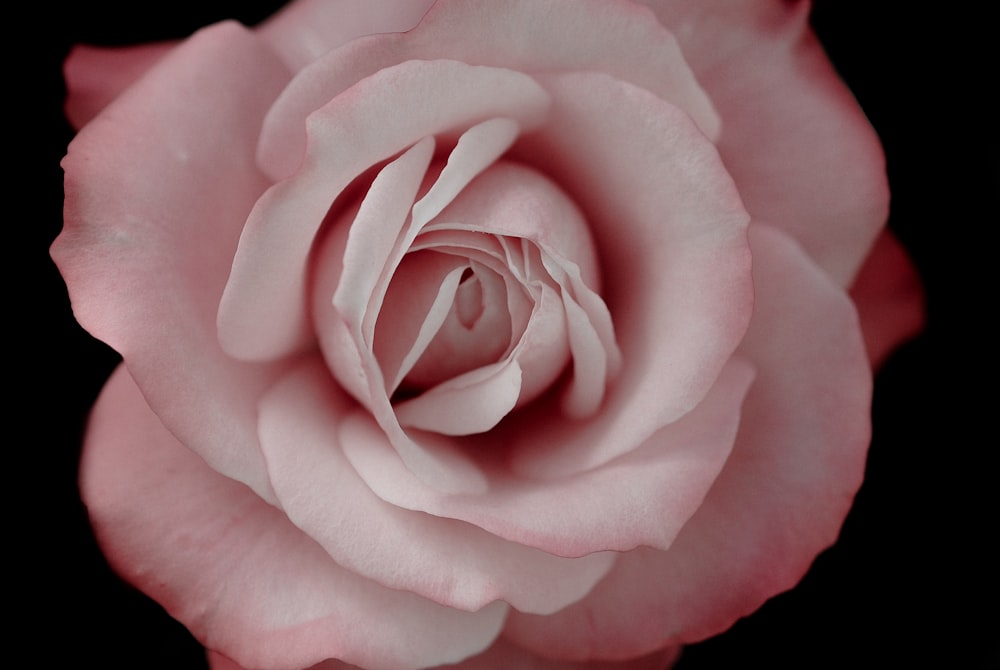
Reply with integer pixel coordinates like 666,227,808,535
53,1,923,668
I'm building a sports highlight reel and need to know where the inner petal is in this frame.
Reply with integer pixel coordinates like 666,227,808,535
399,258,514,393
454,268,483,328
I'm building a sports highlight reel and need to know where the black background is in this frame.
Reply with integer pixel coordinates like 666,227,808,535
19,1,996,668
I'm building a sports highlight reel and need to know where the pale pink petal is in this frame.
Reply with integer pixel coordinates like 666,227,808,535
394,359,524,435
52,21,292,502
373,252,473,391
504,224,871,659
64,41,176,129
503,282,572,408
333,137,437,364
507,71,753,477
210,641,682,670
395,278,568,435
258,0,717,179
219,59,550,360
209,650,358,670
539,257,622,420
83,366,507,670
430,162,601,302
412,118,524,228
638,0,888,285
849,230,925,368
393,258,515,391
257,0,436,72
258,359,617,614
437,636,681,670
343,358,754,557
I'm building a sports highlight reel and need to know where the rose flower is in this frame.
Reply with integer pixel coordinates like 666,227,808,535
53,0,924,668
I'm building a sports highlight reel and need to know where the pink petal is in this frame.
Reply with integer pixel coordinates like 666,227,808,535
437,636,681,670
638,0,889,286
849,230,925,368
391,257,515,391
504,224,871,659
218,59,550,360
64,41,176,129
394,359,524,435
258,359,617,614
333,137,437,362
508,71,753,478
342,358,754,557
412,117,524,228
82,366,507,670
209,651,356,670
258,0,717,180
373,252,477,391
210,641,682,670
52,21,292,502
257,0,436,72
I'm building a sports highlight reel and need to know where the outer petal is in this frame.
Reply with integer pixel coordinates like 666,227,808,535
83,366,507,670
258,0,436,72
638,0,889,285
437,637,681,670
52,22,292,502
505,224,871,660
63,41,176,129
849,230,925,367
209,640,682,670
258,0,719,180
63,0,436,130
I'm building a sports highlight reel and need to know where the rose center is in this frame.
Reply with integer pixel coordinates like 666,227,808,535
311,145,620,437
382,252,515,395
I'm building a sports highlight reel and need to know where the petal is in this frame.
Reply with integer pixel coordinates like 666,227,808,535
64,41,176,129
343,358,755,557
52,21,292,502
437,637,681,670
373,252,477,392
258,359,617,615
218,59,551,361
412,117,524,229
257,0,436,72
258,0,718,179
82,366,507,670
209,641,682,670
849,230,925,368
389,256,515,392
508,71,753,477
638,0,889,285
504,224,871,659
393,359,524,435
